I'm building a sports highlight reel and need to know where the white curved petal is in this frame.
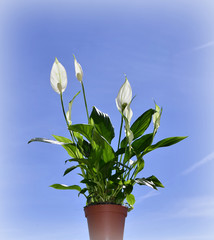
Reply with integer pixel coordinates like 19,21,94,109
125,127,134,146
123,105,133,123
153,102,162,133
115,97,122,112
116,77,132,112
66,110,72,125
74,57,83,82
50,58,67,94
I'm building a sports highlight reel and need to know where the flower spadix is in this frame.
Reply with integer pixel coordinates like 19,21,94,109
116,77,132,114
50,58,67,94
73,55,83,82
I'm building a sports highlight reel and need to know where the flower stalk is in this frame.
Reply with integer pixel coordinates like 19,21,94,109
60,93,75,143
81,81,90,123
117,116,124,151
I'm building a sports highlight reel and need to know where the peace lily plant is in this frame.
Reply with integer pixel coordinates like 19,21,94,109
29,56,187,211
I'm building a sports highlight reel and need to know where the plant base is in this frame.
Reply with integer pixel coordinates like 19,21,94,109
84,204,128,240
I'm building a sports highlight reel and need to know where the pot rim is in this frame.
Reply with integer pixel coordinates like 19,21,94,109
84,203,128,209
84,203,128,218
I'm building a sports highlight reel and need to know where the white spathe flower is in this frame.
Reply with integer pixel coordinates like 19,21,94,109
50,58,67,94
153,101,162,133
66,109,72,125
123,104,133,123
74,55,83,82
116,77,132,114
125,126,134,146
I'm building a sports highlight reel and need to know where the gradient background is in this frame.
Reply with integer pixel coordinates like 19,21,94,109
1,0,214,239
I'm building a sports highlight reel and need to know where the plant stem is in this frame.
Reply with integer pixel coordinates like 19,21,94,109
117,116,124,151
130,167,137,180
60,93,75,142
60,92,87,180
81,81,90,123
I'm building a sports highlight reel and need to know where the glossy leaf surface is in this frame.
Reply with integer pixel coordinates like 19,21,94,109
130,109,156,139
90,106,115,143
144,136,187,155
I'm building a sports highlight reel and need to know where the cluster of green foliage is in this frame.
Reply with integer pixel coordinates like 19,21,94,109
29,104,186,211
29,57,187,211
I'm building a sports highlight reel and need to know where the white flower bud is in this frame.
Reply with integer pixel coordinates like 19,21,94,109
116,77,132,114
153,101,162,133
74,55,83,82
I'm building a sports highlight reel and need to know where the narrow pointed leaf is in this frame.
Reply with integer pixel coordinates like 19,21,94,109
132,133,153,154
144,136,188,155
78,188,88,197
28,137,70,145
130,109,156,139
63,165,79,176
134,158,145,177
65,158,89,165
135,178,157,190
135,175,164,190
50,184,81,191
146,175,164,188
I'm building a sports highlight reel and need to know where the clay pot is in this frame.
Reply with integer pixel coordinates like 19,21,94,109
84,204,128,240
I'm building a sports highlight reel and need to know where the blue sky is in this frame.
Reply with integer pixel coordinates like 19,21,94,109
1,0,214,239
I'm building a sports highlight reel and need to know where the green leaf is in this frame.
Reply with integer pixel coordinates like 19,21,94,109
65,158,89,165
28,137,69,145
50,184,81,191
132,133,153,154
115,147,126,156
130,109,156,140
78,188,88,197
69,124,115,163
90,129,115,163
81,140,92,156
81,179,97,187
99,161,115,178
115,191,125,204
135,178,157,190
109,169,125,182
120,137,127,148
68,124,94,142
123,147,133,164
135,175,164,190
90,106,115,143
123,184,133,195
134,158,145,177
126,193,135,206
144,136,188,155
146,175,164,188
52,135,82,158
63,165,79,176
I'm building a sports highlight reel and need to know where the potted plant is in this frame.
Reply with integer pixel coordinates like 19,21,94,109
28,56,187,240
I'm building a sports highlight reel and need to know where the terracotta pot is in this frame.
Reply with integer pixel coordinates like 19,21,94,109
84,204,128,240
